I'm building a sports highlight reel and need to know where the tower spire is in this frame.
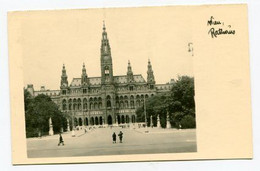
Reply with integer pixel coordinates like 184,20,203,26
60,64,68,88
100,21,113,84
147,59,155,89
81,63,88,85
103,20,106,31
127,60,134,83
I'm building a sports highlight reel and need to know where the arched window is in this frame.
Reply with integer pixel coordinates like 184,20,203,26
120,101,124,108
78,98,81,110
94,102,98,109
137,100,140,107
68,99,72,110
107,100,111,108
125,100,129,108
130,101,134,108
73,99,77,110
107,95,111,108
83,98,87,110
98,97,102,109
98,102,102,109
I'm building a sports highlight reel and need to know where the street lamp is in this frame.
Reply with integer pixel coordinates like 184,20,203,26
144,96,149,133
71,111,75,137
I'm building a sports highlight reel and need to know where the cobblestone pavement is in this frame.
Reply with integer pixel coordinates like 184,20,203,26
27,127,197,158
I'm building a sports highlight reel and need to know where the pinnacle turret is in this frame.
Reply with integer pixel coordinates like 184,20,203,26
147,59,155,89
127,60,134,83
60,64,68,88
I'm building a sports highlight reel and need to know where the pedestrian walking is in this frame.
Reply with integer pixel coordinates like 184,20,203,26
112,132,117,143
118,131,123,143
58,133,65,146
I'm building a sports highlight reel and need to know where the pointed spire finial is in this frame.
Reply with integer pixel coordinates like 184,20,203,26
148,59,151,66
128,60,130,65
83,62,85,67
103,20,106,31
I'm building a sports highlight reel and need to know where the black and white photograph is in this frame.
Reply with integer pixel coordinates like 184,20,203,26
19,7,196,158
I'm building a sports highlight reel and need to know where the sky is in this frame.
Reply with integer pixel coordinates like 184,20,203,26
20,6,194,90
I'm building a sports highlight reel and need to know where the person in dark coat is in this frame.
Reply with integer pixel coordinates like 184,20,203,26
118,131,123,143
112,132,117,143
58,133,64,146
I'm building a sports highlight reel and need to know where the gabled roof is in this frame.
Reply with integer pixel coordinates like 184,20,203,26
70,77,101,86
70,74,146,86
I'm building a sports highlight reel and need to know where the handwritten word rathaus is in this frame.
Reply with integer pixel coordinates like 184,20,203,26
207,16,235,38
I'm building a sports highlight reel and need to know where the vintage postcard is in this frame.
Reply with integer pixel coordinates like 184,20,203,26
8,4,252,164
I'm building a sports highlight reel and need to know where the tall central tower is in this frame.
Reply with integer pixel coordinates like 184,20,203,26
100,21,115,125
100,21,114,85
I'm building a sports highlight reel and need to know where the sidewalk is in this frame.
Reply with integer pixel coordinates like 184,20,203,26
133,127,196,134
27,128,96,141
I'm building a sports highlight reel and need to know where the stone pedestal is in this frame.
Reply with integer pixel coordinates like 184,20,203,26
71,129,75,137
48,117,54,136
114,116,119,126
157,114,161,128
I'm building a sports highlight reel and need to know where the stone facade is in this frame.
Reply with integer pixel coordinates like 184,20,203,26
26,22,173,127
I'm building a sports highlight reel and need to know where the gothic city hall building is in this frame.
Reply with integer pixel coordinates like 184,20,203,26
26,23,173,127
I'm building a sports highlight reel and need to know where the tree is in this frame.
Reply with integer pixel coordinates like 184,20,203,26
169,76,195,128
136,75,195,129
136,94,168,128
24,90,66,137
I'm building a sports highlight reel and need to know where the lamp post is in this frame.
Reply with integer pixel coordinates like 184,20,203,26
165,95,171,129
71,111,75,137
144,96,148,133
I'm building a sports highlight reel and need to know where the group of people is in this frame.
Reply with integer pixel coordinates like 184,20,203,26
112,131,123,143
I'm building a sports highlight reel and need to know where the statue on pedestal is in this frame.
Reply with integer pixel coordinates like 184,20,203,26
67,118,70,132
157,114,161,128
114,115,119,126
166,111,171,129
49,117,54,136
150,115,153,127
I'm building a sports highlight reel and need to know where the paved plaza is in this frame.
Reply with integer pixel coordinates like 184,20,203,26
27,127,197,158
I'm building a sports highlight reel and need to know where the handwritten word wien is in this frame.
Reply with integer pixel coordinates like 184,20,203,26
207,16,235,38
